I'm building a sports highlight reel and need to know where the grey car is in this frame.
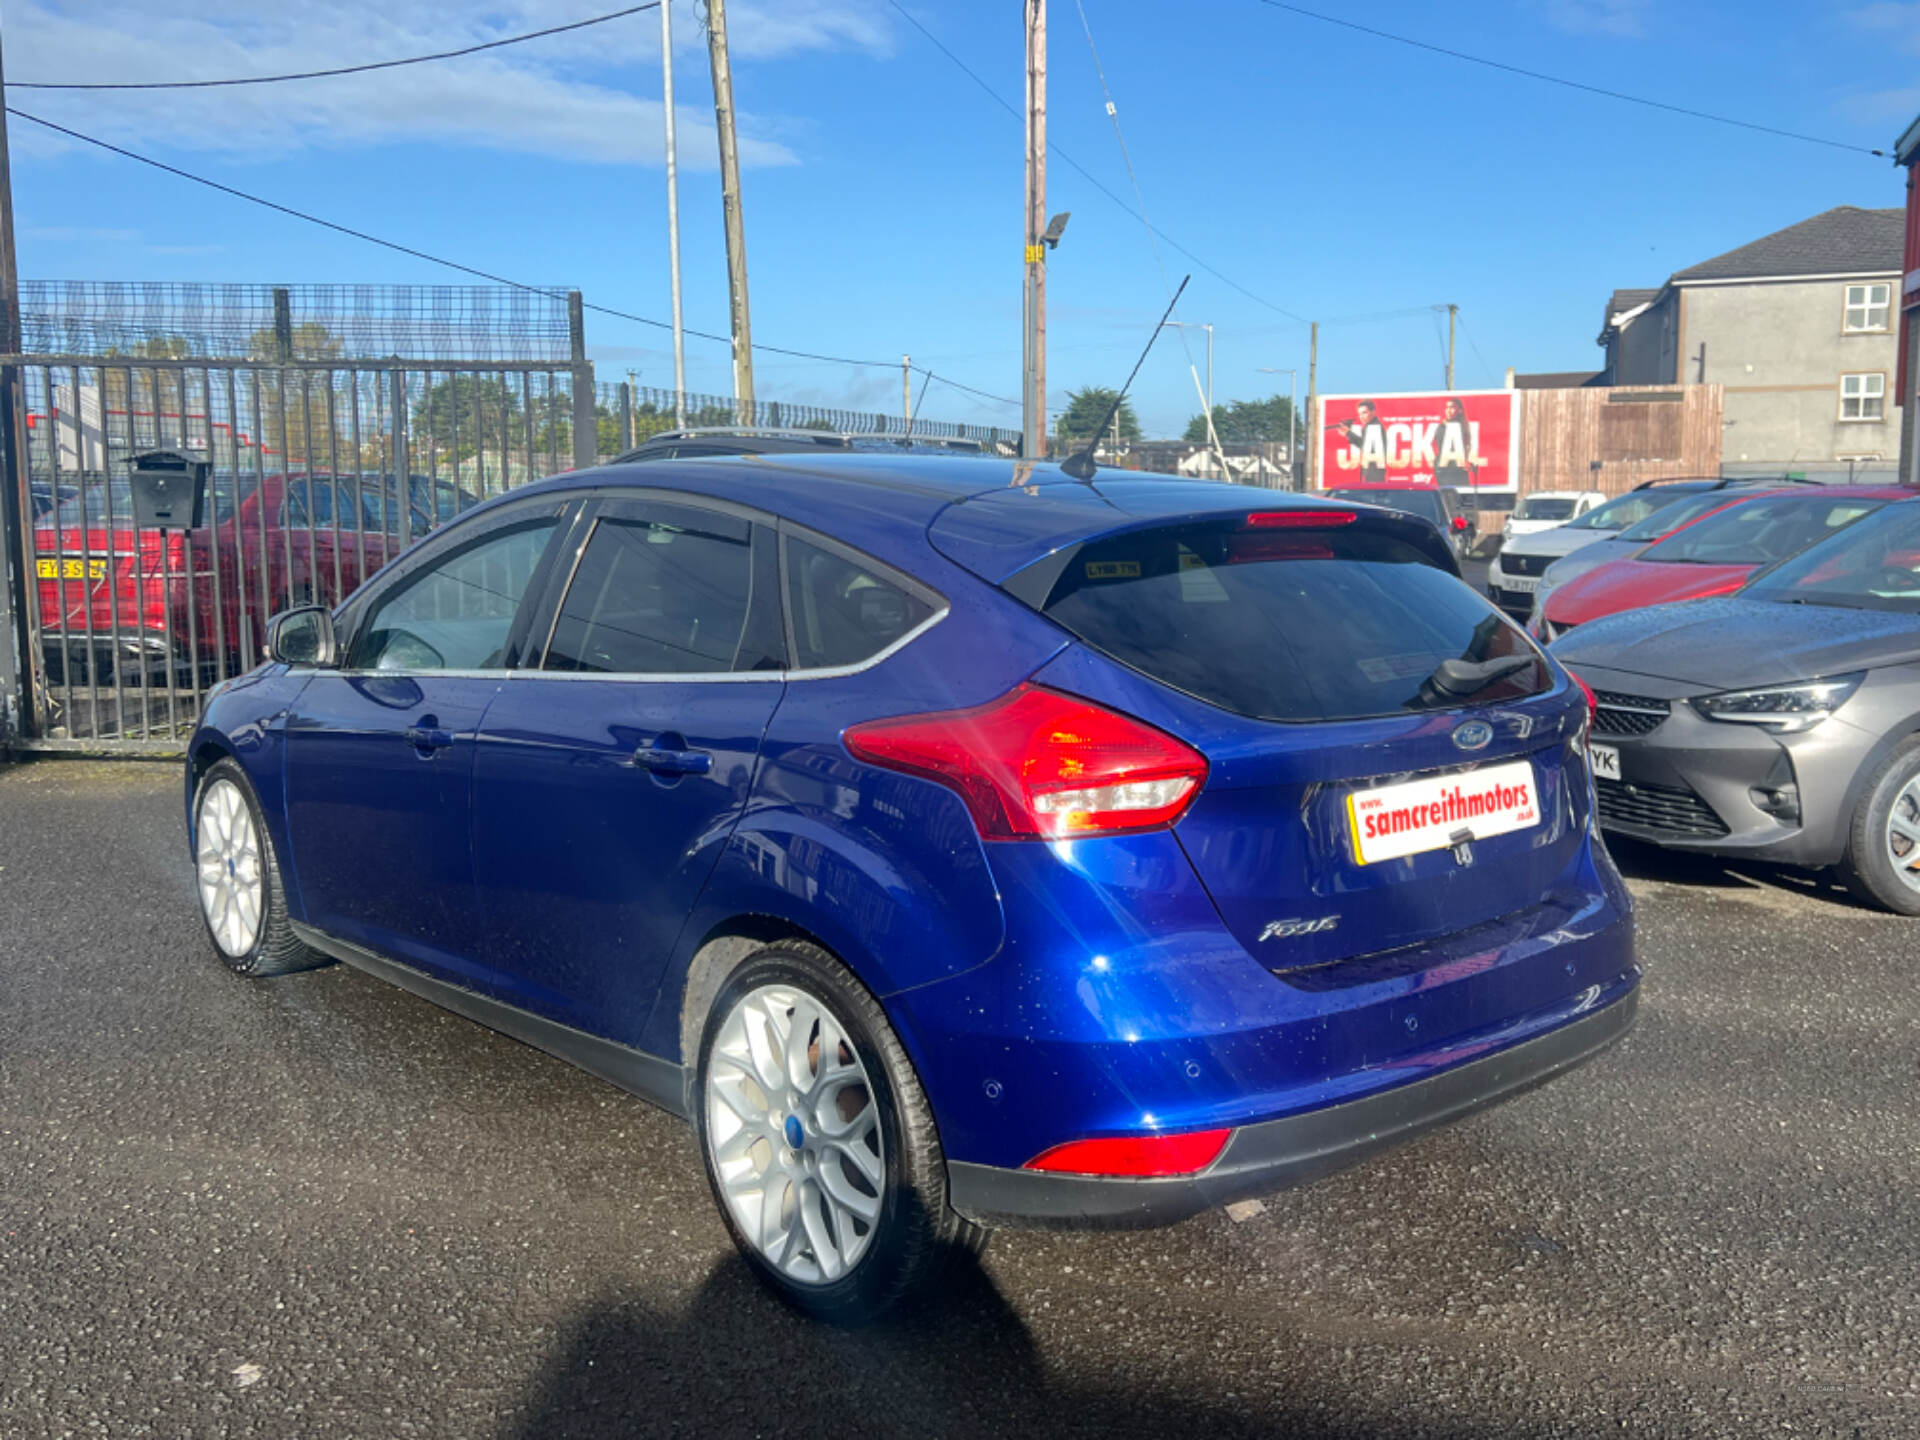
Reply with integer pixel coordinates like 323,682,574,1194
1552,494,1920,913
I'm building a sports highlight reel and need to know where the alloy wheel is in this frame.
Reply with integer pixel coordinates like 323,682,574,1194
196,778,264,958
1886,777,1920,896
704,983,886,1285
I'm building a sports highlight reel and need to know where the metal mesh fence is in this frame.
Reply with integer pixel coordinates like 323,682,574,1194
19,282,575,363
592,382,1022,457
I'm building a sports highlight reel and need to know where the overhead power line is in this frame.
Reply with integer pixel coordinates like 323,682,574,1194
1252,0,1886,158
12,4,660,91
4,107,1021,409
885,0,1312,328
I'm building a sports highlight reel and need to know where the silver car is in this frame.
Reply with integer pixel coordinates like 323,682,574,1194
1552,495,1920,913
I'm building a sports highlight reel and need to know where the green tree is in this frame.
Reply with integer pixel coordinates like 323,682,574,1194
1184,393,1305,445
1056,387,1141,447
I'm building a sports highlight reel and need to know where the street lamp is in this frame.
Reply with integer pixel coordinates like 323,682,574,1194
1257,366,1298,491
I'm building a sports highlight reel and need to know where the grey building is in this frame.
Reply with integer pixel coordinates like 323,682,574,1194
1599,207,1904,472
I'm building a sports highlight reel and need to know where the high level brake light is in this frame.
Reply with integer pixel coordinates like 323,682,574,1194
843,683,1208,840
1244,509,1358,528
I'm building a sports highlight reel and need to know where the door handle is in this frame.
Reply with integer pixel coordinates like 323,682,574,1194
631,746,712,776
405,724,454,752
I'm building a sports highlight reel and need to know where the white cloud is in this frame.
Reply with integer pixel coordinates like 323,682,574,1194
1836,83,1920,124
1846,3,1920,52
1531,0,1652,37
5,0,892,165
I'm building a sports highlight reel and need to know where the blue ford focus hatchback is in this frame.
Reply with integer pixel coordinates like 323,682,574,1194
186,454,1638,1321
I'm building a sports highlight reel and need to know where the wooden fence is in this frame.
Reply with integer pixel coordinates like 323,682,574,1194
1517,383,1723,498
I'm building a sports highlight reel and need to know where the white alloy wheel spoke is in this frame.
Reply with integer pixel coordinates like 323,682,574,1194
817,1155,882,1223
826,1128,884,1188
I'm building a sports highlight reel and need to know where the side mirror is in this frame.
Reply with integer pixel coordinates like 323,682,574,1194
267,605,338,668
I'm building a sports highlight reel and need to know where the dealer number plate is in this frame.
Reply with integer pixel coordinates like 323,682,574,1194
1347,760,1540,865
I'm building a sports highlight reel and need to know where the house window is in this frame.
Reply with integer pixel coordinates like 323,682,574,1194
1839,372,1886,422
1843,283,1891,332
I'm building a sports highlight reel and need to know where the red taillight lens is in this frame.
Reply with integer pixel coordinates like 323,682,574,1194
1246,509,1357,528
843,683,1208,840
1024,1128,1232,1177
1451,515,1470,532
1568,669,1597,722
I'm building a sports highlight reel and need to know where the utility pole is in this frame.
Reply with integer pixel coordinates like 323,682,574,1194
0,26,28,743
1305,320,1319,491
1021,0,1047,459
1446,303,1458,390
661,0,687,427
705,0,754,415
902,355,911,429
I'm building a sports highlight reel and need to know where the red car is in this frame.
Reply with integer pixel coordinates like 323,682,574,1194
31,472,462,685
1533,485,1910,641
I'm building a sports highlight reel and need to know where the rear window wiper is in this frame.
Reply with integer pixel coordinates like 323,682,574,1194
1420,653,1534,702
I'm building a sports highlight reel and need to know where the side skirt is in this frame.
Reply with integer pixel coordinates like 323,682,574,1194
289,920,690,1121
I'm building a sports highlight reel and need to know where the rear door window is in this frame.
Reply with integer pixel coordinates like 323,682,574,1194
784,535,937,670
1026,520,1548,722
544,505,755,674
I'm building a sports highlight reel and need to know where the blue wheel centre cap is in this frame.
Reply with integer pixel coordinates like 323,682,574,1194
784,1115,805,1150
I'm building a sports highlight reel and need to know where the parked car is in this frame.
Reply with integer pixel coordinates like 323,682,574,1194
1526,484,1793,624
1503,490,1607,540
1553,494,1920,912
1531,486,1904,641
1322,483,1476,559
186,454,1638,1321
32,471,474,684
1487,478,1755,618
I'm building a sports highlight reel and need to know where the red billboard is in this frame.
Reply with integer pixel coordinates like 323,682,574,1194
1315,389,1521,495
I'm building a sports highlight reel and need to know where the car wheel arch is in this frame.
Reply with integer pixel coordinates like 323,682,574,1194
674,915,840,1098
1833,712,1920,858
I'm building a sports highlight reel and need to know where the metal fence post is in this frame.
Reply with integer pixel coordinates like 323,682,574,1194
389,368,409,543
620,382,633,452
568,291,595,470
272,287,294,363
0,352,28,746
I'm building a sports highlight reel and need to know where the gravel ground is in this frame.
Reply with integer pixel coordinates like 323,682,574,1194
1,759,1915,1439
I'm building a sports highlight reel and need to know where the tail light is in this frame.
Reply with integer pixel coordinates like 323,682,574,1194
843,683,1208,840
1451,515,1470,532
1024,1127,1232,1177
1568,669,1597,723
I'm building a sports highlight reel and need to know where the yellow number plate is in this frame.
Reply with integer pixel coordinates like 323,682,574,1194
35,557,107,582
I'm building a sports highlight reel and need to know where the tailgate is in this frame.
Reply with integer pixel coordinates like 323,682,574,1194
1172,701,1591,973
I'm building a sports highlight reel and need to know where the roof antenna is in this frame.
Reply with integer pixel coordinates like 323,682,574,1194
1060,274,1189,481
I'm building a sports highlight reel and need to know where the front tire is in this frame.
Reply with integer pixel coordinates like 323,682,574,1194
192,758,330,976
694,942,986,1323
1838,737,1920,915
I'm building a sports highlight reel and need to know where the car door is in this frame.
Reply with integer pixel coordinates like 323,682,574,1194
281,499,569,986
470,495,786,1044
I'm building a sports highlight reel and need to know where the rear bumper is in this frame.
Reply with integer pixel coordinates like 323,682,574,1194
948,983,1637,1229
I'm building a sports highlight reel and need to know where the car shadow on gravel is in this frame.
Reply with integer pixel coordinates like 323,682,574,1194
1605,835,1881,913
504,1252,1492,1440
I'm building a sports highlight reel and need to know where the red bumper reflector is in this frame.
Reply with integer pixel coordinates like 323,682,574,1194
1245,509,1358,528
1023,1127,1233,1177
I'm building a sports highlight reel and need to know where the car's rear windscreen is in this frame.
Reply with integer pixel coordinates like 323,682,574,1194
1025,519,1550,723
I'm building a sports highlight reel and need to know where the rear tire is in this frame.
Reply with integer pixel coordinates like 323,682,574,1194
192,758,331,976
1838,737,1920,916
694,942,986,1324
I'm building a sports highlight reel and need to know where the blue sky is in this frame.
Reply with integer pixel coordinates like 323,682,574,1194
6,0,1917,437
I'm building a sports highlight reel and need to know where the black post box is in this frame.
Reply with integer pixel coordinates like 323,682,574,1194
128,450,211,530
